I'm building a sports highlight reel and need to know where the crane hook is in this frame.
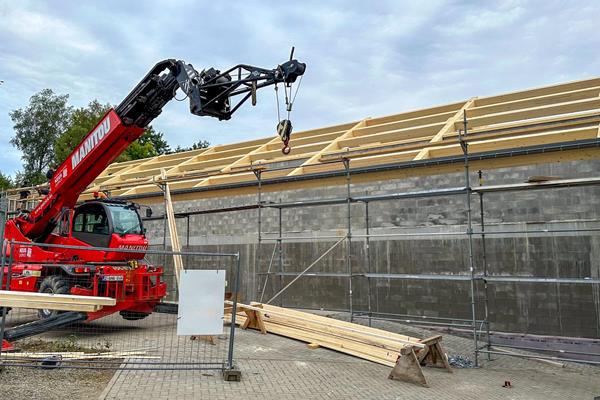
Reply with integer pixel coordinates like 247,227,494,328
277,119,293,154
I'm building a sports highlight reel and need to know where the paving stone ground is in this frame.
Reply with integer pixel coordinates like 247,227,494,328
98,313,600,400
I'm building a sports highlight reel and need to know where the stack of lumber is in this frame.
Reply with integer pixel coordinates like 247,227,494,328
225,302,451,386
0,290,116,312
227,302,420,366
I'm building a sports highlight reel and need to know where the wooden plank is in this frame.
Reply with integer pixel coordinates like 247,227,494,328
0,300,100,312
160,170,184,284
225,311,399,366
322,112,600,162
431,98,476,143
336,122,443,149
427,126,597,159
225,305,423,368
352,110,455,137
288,119,369,176
0,290,115,306
257,303,422,345
261,313,408,353
263,320,400,365
462,97,600,129
475,76,600,107
414,98,476,160
469,85,600,117
365,101,465,126
219,136,282,173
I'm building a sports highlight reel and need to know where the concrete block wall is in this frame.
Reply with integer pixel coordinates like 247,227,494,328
143,158,600,339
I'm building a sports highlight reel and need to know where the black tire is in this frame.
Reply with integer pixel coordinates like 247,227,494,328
119,310,151,321
38,275,71,319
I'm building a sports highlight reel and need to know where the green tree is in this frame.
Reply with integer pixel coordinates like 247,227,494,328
169,139,210,153
138,126,170,155
9,89,72,185
0,172,13,190
54,100,111,166
54,101,171,165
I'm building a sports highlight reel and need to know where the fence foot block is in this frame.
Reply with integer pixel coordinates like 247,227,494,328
388,346,428,387
223,368,242,382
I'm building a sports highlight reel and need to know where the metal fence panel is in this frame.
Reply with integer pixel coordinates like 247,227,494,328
0,240,241,372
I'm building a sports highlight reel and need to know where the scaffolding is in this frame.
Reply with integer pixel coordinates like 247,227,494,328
6,126,598,367
139,143,600,366
239,112,600,367
137,147,600,367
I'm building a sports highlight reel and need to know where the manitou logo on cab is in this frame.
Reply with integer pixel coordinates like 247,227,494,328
118,245,148,250
71,116,111,169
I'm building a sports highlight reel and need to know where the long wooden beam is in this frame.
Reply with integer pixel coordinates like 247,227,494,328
0,290,115,312
160,170,183,285
0,290,115,305
288,118,369,176
413,98,476,161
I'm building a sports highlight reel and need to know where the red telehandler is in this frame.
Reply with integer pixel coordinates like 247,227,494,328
1,56,305,349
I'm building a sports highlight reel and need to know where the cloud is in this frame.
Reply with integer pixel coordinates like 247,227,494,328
0,6,105,54
1,0,600,177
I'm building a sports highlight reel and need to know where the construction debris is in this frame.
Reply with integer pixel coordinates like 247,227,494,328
448,354,475,368
225,301,452,386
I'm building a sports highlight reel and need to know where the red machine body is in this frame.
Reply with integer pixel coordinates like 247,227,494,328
2,57,305,323
3,110,166,321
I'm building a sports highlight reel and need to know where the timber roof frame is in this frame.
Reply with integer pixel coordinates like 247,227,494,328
9,76,600,203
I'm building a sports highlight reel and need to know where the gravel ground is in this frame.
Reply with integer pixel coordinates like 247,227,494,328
0,365,115,400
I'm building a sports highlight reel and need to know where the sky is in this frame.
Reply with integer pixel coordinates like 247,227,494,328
1,0,600,177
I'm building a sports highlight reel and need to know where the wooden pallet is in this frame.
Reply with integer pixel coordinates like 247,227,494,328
225,302,451,386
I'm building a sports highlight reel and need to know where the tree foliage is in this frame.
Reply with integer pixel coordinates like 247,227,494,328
117,126,171,162
0,172,13,190
53,101,172,165
9,89,211,187
138,126,170,155
54,100,112,166
169,139,210,153
9,89,72,185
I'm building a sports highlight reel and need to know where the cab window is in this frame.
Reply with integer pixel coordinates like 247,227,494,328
108,205,142,235
72,204,111,247
73,213,84,232
73,207,108,234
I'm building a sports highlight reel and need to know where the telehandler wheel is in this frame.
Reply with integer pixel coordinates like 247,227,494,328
119,310,151,321
38,275,72,319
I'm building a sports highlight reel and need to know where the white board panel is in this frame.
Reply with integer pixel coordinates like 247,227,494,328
177,269,226,336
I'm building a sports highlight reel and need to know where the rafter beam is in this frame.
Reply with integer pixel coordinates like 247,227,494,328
414,98,476,160
287,118,369,176
220,136,282,173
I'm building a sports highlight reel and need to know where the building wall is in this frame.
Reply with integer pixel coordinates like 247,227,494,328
144,159,600,339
